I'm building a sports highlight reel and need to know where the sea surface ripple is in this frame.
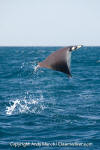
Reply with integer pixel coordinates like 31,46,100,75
0,46,100,150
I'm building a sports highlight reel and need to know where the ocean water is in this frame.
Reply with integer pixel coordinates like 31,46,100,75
0,46,100,150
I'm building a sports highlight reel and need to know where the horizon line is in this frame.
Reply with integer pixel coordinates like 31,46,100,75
0,45,100,47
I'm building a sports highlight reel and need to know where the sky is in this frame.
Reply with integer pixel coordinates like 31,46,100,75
0,0,100,46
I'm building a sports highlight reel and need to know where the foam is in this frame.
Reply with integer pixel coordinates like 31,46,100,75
6,93,46,115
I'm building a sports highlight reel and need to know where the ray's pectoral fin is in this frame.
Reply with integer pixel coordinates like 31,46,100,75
51,61,72,77
38,62,51,69
38,58,72,77
66,66,72,78
37,45,83,78
66,51,72,77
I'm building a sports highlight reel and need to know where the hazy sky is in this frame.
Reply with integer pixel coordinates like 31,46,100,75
0,0,100,46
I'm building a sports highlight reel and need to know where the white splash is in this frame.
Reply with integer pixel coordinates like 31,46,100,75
6,99,20,115
6,93,46,115
33,64,39,72
20,62,25,69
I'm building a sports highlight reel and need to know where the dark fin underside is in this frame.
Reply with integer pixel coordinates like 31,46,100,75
51,62,72,77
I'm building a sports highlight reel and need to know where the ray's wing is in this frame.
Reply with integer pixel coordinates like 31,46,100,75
66,50,71,70
66,50,72,77
38,47,72,77
38,45,83,77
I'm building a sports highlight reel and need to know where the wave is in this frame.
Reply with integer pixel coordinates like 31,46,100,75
78,90,93,100
96,60,100,63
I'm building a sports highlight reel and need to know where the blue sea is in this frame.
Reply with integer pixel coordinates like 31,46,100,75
0,46,100,150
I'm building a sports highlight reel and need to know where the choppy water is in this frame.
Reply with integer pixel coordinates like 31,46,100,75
0,46,100,150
